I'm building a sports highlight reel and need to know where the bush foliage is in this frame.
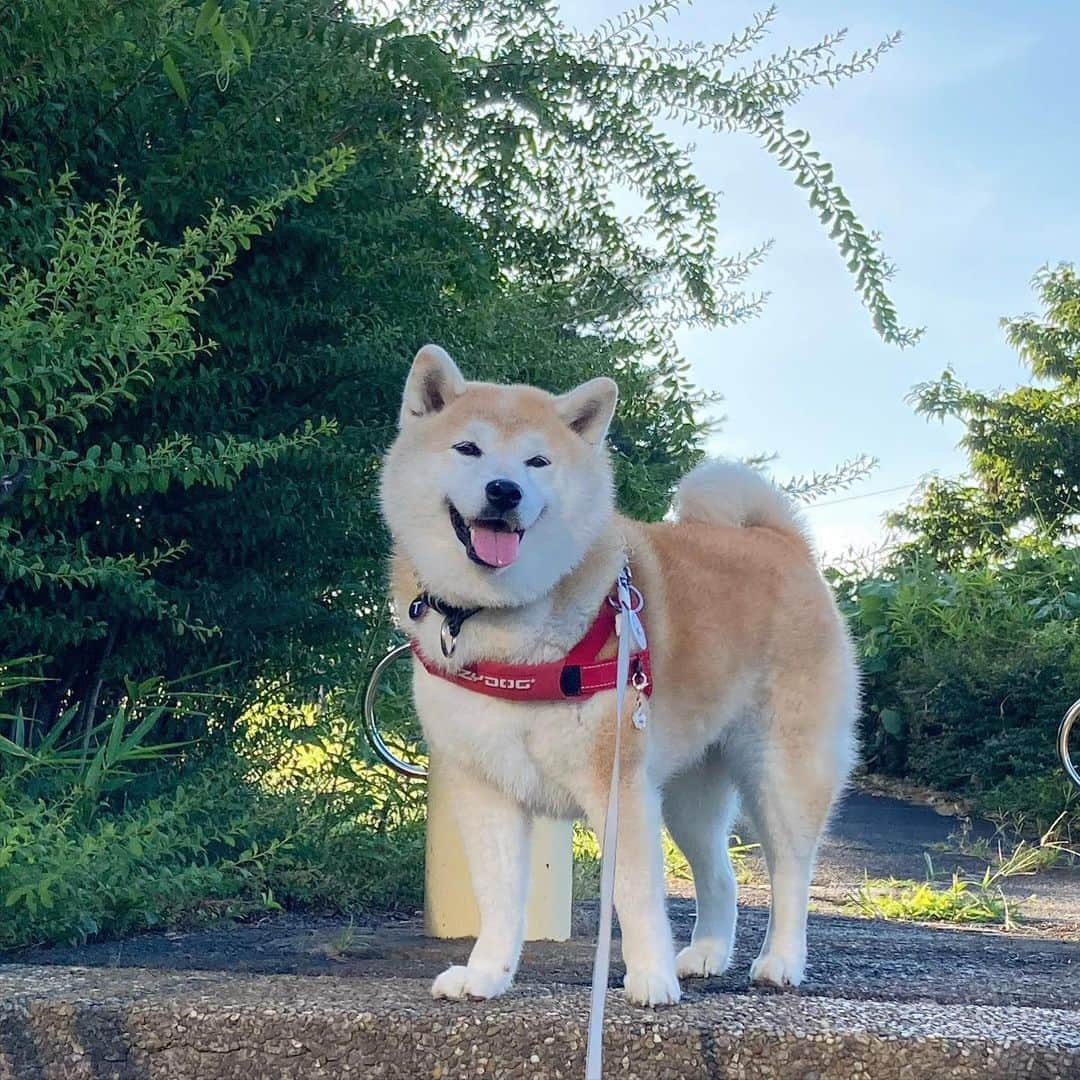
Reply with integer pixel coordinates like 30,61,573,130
2,0,912,736
834,547,1079,830
0,658,425,949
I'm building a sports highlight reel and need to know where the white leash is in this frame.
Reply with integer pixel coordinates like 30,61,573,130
585,568,647,1080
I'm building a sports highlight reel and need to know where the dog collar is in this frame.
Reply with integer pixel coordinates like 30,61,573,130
408,592,479,657
408,585,652,703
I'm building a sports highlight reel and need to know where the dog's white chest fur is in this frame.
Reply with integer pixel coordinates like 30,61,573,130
413,661,612,819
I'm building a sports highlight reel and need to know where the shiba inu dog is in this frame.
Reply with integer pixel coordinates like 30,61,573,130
380,344,858,1006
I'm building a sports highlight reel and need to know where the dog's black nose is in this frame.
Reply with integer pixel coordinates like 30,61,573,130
485,478,523,511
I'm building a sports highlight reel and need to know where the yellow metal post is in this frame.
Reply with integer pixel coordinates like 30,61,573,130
424,755,573,941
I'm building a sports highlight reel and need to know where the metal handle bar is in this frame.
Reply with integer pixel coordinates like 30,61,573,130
362,642,427,779
1059,698,1080,792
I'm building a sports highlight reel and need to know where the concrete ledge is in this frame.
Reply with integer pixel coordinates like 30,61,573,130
1,964,1078,1079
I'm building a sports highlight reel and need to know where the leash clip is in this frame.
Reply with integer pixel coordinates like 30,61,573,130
615,570,647,653
608,572,644,616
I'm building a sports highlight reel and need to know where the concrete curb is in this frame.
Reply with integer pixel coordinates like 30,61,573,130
1,964,1078,1079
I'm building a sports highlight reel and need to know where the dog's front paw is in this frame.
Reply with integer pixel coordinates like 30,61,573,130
431,964,512,1001
750,948,806,989
623,968,681,1007
676,939,732,979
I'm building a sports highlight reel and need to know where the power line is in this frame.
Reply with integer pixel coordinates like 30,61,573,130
804,480,924,509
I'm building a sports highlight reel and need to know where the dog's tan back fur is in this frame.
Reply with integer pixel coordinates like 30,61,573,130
633,514,849,728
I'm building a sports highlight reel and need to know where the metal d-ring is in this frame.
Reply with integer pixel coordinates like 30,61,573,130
362,642,427,780
607,584,644,613
1059,698,1080,792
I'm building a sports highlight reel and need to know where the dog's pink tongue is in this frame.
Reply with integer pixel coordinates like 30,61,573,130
470,526,520,568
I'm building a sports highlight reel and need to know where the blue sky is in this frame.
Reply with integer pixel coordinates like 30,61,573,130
562,1,1080,556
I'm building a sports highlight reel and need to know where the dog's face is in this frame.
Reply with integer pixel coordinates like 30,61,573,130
381,345,618,607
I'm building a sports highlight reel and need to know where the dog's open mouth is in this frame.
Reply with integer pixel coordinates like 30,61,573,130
449,505,525,569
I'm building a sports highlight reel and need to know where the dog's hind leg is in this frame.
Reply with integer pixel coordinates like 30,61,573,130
430,764,532,1001
735,666,856,988
662,748,740,979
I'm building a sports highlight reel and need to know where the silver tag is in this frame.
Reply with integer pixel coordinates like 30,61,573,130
632,697,648,731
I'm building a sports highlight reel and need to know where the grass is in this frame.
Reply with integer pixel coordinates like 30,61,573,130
927,818,999,863
0,665,429,951
572,822,758,900
929,812,1077,872
850,809,1079,931
848,872,1012,927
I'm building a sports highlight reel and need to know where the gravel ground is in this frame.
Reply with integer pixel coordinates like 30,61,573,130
9,903,1078,1012
1,964,1078,1079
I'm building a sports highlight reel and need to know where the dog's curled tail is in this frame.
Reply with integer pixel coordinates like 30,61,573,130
673,460,812,552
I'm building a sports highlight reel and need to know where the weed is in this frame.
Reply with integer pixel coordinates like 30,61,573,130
930,812,1078,876
841,834,1080,930
928,817,996,861
848,873,1012,927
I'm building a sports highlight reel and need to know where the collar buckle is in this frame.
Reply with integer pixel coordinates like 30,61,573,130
409,590,480,659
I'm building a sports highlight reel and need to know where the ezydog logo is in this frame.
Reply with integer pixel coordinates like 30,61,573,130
458,670,537,692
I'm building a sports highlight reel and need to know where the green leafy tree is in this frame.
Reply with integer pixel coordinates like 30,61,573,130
838,264,1080,829
0,163,348,632
2,0,914,739
894,264,1080,566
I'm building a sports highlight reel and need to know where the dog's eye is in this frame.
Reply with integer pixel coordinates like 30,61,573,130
453,441,482,457
525,455,551,468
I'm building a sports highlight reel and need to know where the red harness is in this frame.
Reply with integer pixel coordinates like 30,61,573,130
411,600,652,703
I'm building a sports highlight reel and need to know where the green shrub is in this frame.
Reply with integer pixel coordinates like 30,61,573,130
0,659,424,950
0,759,425,950
2,0,913,754
833,547,1080,832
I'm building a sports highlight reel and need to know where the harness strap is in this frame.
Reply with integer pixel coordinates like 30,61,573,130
410,601,652,703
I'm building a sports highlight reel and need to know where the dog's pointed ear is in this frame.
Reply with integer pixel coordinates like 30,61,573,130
400,344,466,426
554,377,618,445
